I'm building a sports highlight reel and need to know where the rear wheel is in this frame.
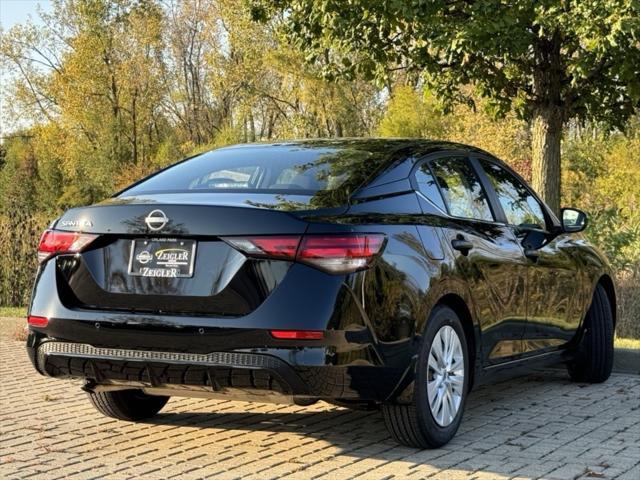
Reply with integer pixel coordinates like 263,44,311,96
87,389,169,421
567,284,614,383
382,305,469,448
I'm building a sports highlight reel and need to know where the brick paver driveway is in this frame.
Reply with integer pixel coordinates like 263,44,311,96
1,339,639,480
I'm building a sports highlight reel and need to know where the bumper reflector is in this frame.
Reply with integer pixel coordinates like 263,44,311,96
270,330,324,340
28,315,49,327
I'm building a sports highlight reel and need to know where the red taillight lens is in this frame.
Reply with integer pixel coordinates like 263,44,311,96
223,236,301,259
37,230,98,263
27,315,48,327
298,234,385,273
270,330,324,340
222,233,385,274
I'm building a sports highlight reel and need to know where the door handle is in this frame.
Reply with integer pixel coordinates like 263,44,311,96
451,237,473,256
524,248,540,261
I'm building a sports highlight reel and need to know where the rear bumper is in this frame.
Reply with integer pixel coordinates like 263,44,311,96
27,257,418,403
27,336,409,402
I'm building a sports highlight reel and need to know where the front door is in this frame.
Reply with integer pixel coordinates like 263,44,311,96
521,235,586,349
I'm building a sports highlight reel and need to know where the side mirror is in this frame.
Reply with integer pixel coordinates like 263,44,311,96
561,208,588,233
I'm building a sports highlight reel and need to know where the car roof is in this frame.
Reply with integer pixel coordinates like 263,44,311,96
116,138,501,212
216,138,492,158
216,139,498,187
211,138,503,203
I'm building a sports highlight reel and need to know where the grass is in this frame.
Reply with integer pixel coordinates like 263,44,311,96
614,336,640,350
0,306,26,318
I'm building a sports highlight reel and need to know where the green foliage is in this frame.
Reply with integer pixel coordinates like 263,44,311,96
377,87,448,139
0,1,639,340
0,0,382,306
377,85,532,178
259,0,640,125
563,127,640,270
257,0,640,212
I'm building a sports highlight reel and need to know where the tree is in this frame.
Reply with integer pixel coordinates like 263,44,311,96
2,0,169,203
377,86,448,139
254,0,640,212
563,119,640,269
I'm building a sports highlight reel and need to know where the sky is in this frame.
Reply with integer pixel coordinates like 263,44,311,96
0,0,52,30
1,1,54,136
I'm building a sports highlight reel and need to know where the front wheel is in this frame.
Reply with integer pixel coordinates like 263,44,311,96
382,305,469,448
87,389,169,421
567,284,614,383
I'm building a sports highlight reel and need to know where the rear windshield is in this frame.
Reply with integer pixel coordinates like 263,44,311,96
120,144,391,207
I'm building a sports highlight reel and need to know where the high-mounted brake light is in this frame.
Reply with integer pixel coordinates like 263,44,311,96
222,233,385,274
270,330,324,340
37,230,98,263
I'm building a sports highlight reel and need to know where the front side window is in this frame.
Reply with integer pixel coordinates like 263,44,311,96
430,157,494,221
479,159,546,229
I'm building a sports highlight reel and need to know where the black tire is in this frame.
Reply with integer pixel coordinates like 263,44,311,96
567,284,614,383
87,389,169,421
382,305,470,448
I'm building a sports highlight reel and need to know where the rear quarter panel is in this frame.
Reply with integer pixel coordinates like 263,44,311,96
317,193,480,372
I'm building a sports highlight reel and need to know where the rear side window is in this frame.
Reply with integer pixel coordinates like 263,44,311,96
430,157,494,221
479,159,547,229
415,163,446,212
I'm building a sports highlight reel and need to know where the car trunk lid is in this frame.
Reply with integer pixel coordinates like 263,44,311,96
51,196,312,316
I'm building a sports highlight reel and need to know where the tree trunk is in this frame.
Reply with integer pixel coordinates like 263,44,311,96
531,30,564,215
531,107,562,215
249,112,256,142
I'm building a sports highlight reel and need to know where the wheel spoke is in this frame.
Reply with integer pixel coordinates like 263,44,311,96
439,327,447,352
449,374,464,391
430,384,443,414
428,351,441,374
451,390,462,411
445,328,455,366
446,389,456,424
432,331,445,365
427,378,439,404
450,354,463,371
441,388,451,424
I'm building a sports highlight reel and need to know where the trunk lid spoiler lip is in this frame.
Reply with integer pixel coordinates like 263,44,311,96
100,192,350,216
52,202,312,236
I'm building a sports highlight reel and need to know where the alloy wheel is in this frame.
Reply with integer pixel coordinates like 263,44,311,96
426,325,465,427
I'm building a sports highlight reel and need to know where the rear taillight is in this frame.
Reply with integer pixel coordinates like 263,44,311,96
37,229,98,263
222,236,300,259
222,233,385,274
298,235,385,273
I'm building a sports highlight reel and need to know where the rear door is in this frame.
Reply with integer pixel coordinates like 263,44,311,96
418,155,529,364
475,157,585,352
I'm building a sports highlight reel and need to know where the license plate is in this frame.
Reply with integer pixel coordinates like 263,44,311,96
128,239,197,278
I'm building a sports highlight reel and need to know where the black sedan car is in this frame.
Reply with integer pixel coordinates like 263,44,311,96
26,139,616,448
